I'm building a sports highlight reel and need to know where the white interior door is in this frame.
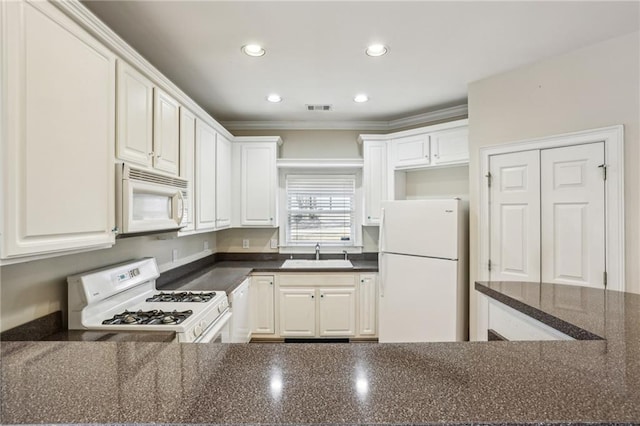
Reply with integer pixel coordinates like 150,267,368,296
489,150,541,282
541,143,605,288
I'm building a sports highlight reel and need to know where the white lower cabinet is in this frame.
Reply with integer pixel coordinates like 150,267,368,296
249,272,378,340
250,275,275,335
358,274,378,336
488,299,573,341
318,288,356,337
279,288,317,337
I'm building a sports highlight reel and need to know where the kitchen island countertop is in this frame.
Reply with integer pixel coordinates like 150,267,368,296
2,281,640,425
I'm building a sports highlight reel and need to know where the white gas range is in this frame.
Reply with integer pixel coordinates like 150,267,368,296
67,258,231,343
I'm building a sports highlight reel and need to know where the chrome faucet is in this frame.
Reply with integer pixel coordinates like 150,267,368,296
315,243,320,260
342,250,348,260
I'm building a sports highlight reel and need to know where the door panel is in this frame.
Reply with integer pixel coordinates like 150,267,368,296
250,275,275,334
279,288,316,337
489,150,540,282
195,120,216,230
541,143,605,288
318,288,356,337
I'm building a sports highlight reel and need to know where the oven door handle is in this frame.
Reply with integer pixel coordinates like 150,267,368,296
195,310,232,343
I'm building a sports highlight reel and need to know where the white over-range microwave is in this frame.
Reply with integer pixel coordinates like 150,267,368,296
116,164,189,235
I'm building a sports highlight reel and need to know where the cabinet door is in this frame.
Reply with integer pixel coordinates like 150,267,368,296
153,88,180,175
358,274,377,336
195,120,216,230
116,60,153,167
215,134,232,229
250,275,275,334
432,127,469,165
279,288,316,337
2,1,116,257
391,134,430,169
178,108,196,233
363,141,387,225
319,288,356,337
241,144,276,226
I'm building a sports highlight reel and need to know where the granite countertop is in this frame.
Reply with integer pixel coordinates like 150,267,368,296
158,258,378,294
2,281,640,425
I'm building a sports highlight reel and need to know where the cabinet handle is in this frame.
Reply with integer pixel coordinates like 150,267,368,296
320,294,324,298
157,154,162,158
311,295,314,299
361,279,364,283
148,152,154,157
270,282,273,286
367,216,371,219
111,226,119,234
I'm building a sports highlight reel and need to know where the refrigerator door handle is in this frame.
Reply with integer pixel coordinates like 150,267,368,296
379,252,385,298
379,207,386,253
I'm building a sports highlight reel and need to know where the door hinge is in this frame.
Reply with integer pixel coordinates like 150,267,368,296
603,271,608,288
598,164,607,180
488,259,492,272
486,172,492,187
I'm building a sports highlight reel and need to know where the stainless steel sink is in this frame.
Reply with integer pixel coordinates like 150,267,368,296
281,259,353,269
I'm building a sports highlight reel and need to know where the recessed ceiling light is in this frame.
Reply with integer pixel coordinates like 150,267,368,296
242,44,265,57
267,94,282,103
354,94,369,103
365,44,388,57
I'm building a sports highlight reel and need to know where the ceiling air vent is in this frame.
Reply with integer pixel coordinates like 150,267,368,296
306,104,333,111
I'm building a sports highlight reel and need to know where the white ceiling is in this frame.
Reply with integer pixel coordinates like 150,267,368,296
82,1,639,126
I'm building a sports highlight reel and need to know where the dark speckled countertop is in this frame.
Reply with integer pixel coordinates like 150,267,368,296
2,281,640,424
158,258,378,294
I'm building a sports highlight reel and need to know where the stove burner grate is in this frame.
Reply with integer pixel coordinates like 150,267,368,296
102,309,193,325
145,291,216,303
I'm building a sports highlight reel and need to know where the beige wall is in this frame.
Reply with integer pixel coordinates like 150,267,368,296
233,129,364,159
0,232,216,332
405,165,469,200
467,31,640,340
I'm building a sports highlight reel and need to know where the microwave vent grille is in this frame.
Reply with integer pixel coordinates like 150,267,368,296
127,167,188,189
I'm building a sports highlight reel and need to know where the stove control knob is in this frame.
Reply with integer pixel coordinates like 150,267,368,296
217,304,223,313
200,320,207,330
193,324,203,338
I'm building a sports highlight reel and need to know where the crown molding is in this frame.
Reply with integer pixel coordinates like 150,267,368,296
222,104,468,131
276,158,364,169
223,120,391,131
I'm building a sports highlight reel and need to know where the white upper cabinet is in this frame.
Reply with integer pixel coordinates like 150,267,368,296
235,139,280,227
179,108,196,233
117,62,181,176
2,0,116,259
116,61,154,168
215,134,232,229
153,88,180,175
431,127,469,165
391,134,431,169
362,139,388,225
195,119,217,231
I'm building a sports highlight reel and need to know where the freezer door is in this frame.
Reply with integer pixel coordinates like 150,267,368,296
379,253,459,343
380,199,459,259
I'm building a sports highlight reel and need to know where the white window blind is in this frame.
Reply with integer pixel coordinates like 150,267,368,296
286,175,355,245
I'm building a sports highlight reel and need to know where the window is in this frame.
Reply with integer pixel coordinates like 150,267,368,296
285,174,356,246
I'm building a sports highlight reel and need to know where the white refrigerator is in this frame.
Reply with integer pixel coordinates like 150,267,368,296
378,199,468,343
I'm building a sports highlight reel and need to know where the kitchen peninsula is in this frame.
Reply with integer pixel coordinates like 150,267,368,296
2,281,639,425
